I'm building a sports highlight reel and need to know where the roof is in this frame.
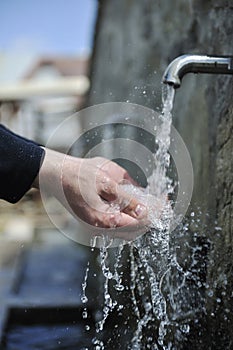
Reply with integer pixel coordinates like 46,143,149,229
0,76,90,101
24,56,90,79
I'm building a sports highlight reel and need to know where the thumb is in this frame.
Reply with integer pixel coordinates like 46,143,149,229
116,188,148,220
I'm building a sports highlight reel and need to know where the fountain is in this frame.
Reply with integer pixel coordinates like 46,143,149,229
87,54,233,349
1,54,232,349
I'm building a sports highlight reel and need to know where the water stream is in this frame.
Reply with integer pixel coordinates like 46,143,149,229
80,85,203,349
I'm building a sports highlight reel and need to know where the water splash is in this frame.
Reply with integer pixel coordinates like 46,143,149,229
127,85,203,349
95,239,125,339
82,85,207,349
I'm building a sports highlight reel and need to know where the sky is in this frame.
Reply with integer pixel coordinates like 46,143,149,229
0,0,97,55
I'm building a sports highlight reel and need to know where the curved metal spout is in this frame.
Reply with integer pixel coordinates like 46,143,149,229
162,54,233,88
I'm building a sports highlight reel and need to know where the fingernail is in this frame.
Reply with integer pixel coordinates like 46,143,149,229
134,204,147,218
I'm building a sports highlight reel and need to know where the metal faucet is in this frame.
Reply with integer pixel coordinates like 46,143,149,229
162,54,233,88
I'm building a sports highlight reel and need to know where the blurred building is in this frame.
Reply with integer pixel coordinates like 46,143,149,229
0,55,90,150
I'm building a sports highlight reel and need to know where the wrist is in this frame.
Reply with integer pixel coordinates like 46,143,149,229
32,148,63,192
33,148,82,198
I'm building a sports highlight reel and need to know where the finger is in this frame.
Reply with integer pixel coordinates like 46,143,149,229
96,175,118,202
95,173,148,223
97,178,148,221
116,189,148,220
115,212,140,227
85,200,140,229
95,210,140,229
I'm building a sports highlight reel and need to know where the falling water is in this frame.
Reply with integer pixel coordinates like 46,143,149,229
130,85,176,349
81,85,204,349
127,85,207,349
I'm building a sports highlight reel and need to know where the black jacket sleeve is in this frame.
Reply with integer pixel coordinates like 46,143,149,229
0,124,45,203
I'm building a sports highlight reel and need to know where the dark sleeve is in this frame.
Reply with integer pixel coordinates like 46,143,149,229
0,124,45,203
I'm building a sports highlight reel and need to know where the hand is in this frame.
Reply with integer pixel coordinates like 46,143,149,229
33,148,148,229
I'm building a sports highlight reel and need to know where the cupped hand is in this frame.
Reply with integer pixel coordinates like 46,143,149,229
34,149,148,229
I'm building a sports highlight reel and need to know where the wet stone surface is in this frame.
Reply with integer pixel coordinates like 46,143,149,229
0,229,96,349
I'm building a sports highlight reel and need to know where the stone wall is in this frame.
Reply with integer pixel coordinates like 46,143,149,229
87,0,233,347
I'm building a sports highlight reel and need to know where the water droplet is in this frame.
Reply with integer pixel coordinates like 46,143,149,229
208,290,214,297
180,324,190,333
114,284,124,291
81,295,88,303
82,310,88,319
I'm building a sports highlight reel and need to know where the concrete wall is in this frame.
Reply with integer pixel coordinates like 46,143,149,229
87,0,233,347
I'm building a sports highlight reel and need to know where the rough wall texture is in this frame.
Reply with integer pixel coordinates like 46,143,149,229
87,0,233,348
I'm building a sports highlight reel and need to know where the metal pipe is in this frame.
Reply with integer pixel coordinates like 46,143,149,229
162,54,233,88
